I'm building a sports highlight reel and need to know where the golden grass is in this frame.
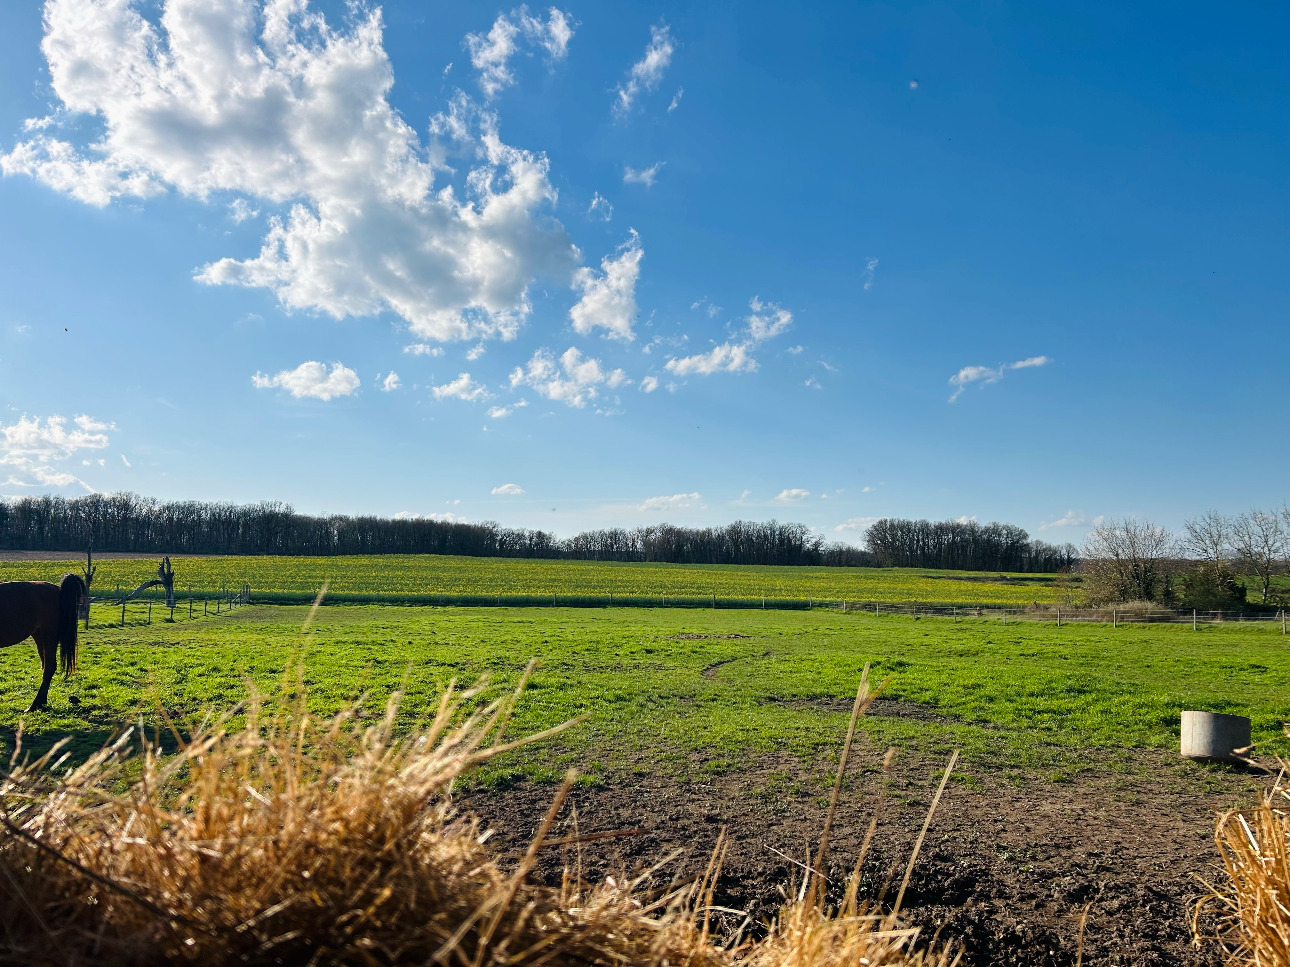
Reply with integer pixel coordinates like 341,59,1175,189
1196,756,1290,967
0,666,958,967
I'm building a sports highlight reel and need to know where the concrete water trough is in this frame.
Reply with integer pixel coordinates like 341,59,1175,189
1180,710,1251,763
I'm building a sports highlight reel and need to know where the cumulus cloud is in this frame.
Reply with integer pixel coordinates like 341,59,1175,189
948,355,1051,402
588,191,613,221
1,414,114,490
432,372,491,402
252,361,360,400
639,375,659,393
404,344,445,357
637,492,702,512
466,6,575,100
614,23,674,117
229,198,259,223
381,372,401,391
664,297,792,378
623,162,664,187
3,0,579,344
509,346,626,408
466,343,487,361
775,488,811,503
570,230,642,340
665,342,756,376
491,482,525,495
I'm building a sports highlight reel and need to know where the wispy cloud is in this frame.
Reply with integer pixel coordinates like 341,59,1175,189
252,361,360,401
588,191,613,221
664,297,793,379
1040,509,1088,530
835,516,880,533
491,482,525,495
614,23,674,117
862,257,878,290
775,488,811,503
668,88,684,112
948,355,1051,402
404,344,445,357
637,492,703,512
466,6,575,99
623,162,664,187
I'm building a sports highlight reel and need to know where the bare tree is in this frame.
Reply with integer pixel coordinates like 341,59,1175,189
1183,509,1232,568
1230,510,1287,605
1081,517,1176,604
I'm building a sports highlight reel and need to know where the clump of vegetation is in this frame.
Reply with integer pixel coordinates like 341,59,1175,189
0,670,956,967
1196,754,1290,966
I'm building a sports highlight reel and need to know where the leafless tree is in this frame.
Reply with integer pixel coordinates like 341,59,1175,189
1081,517,1176,604
1230,510,1287,605
1183,509,1232,568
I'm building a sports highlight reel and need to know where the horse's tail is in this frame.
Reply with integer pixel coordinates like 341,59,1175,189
58,573,84,679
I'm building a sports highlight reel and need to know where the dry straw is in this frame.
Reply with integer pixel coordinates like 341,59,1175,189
1195,751,1290,967
0,661,958,966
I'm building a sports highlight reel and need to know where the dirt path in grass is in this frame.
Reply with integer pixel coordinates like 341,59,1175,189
461,738,1273,966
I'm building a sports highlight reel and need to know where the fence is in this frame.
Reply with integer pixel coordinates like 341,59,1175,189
87,584,251,628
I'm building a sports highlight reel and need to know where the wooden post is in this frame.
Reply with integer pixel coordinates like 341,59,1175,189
1057,608,1061,628
1282,610,1286,634
120,603,126,626
147,601,152,624
713,593,717,609
189,595,193,619
953,606,957,623
1112,609,1117,629
1193,609,1197,631
762,595,765,610
204,598,208,616
1002,609,1006,625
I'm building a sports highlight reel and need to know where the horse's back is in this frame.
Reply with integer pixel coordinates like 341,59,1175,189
0,580,58,648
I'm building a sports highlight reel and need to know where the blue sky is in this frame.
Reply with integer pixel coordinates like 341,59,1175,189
0,0,1286,543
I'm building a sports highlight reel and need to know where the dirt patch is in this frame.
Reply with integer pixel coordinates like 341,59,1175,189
670,633,754,640
460,747,1269,966
759,695,963,725
702,658,740,679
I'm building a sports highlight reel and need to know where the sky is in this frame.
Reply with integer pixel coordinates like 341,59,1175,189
0,0,1286,544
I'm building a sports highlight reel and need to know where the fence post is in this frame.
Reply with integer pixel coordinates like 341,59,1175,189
1112,609,1116,629
120,603,126,626
761,595,765,610
147,601,152,625
1282,610,1286,635
953,606,957,623
874,601,878,617
1002,609,1006,625
714,593,717,609
1193,609,1197,631
1057,608,1061,628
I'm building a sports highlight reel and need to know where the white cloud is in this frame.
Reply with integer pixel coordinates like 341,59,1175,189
948,355,1052,402
668,88,684,112
570,230,642,341
120,454,131,467
623,162,664,187
775,488,811,503
381,372,401,392
786,344,803,355
1040,510,1088,530
491,482,525,495
432,372,491,402
746,297,792,343
404,344,445,357
862,257,878,290
637,492,702,512
805,376,821,390
614,23,674,117
3,1,580,345
665,342,756,376
588,191,613,221
509,346,624,408
252,361,359,400
466,343,487,361
0,414,114,490
229,198,259,223
690,297,721,318
395,510,466,523
466,6,576,100
640,375,659,393
835,516,880,533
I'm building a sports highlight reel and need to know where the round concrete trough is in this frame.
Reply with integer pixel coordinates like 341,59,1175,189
1180,710,1251,763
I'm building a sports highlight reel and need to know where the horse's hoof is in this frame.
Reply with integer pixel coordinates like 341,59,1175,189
25,702,45,713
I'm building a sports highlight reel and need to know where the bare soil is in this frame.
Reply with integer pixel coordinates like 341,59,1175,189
461,728,1271,966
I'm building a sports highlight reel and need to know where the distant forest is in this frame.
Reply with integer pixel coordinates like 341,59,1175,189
0,494,1076,572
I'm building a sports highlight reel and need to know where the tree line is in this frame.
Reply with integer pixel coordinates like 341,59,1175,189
0,493,873,567
862,518,1078,573
1081,508,1290,608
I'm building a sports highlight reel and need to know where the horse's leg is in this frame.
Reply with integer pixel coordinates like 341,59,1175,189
27,631,57,712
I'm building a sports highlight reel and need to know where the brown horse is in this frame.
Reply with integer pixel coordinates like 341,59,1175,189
0,574,85,712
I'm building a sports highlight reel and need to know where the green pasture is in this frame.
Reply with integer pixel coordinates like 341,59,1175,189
1,603,1285,786
0,554,1062,606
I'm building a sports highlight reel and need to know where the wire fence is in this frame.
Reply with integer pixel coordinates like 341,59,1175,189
82,586,1290,633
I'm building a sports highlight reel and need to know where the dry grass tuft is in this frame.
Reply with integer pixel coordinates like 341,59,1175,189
0,666,957,967
1195,755,1290,967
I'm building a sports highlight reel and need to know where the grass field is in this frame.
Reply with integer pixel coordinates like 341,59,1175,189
0,553,1064,606
2,602,1285,785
